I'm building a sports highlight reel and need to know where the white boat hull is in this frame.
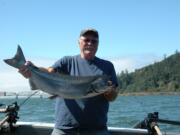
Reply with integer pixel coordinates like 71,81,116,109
0,122,179,135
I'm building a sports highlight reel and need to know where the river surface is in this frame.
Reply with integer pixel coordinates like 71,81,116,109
0,95,180,133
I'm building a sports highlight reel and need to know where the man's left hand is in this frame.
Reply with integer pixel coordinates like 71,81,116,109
103,82,118,101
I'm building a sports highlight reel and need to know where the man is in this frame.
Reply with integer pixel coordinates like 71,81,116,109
19,28,119,135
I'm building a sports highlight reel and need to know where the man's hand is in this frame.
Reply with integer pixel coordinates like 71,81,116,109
18,61,33,78
104,81,118,101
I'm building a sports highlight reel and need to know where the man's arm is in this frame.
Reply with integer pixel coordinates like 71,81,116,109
18,61,55,78
39,67,55,73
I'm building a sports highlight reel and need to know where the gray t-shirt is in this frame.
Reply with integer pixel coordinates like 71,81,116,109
52,55,118,129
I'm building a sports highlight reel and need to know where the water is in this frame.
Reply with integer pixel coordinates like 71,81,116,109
0,95,180,133
108,95,180,133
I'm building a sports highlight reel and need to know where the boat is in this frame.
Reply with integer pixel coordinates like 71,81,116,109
1,121,180,135
1,102,180,135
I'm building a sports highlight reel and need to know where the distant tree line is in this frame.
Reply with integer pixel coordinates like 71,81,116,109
116,50,180,93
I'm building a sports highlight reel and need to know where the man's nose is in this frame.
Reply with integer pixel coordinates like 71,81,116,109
87,41,93,45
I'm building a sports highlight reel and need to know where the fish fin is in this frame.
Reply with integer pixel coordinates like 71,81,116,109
4,45,26,69
29,79,39,90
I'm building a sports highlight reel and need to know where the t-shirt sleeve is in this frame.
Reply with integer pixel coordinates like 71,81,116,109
109,62,119,88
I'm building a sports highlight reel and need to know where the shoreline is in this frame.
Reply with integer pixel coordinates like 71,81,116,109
1,92,180,99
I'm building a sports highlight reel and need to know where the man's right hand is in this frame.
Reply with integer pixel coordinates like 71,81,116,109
18,61,33,78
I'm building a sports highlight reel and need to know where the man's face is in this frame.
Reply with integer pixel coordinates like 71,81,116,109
79,34,99,60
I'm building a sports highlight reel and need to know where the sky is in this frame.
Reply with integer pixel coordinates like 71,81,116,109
0,0,180,92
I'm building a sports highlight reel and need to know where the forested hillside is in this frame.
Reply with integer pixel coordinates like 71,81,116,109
117,51,180,93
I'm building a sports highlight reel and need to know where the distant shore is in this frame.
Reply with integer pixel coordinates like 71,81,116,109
118,91,180,96
1,92,180,99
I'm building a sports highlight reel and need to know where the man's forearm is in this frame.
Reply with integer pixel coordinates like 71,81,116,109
38,67,55,73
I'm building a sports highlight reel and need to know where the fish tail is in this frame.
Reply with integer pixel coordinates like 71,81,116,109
4,45,26,69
